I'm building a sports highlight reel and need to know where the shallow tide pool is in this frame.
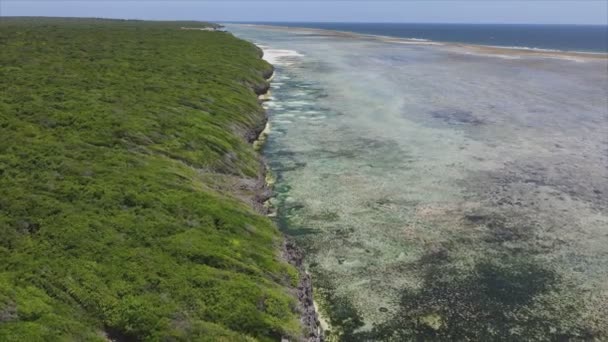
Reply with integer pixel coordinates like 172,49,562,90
229,24,608,340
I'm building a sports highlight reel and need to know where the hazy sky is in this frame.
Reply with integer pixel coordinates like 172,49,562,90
2,1,607,25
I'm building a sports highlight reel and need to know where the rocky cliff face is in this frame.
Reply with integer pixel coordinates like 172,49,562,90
252,67,323,342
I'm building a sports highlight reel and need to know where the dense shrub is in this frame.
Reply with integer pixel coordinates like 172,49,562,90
0,18,299,341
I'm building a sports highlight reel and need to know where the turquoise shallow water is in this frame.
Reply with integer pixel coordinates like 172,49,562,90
229,24,608,340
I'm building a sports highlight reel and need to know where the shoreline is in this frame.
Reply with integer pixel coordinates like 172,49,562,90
251,52,323,342
232,23,608,62
0,18,316,341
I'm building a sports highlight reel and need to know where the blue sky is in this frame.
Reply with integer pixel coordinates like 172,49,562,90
2,1,607,25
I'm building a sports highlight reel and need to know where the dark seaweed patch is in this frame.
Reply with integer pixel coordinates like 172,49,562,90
307,148,358,160
275,204,320,237
308,210,340,222
464,212,533,243
275,214,320,237
274,183,292,194
370,256,596,341
431,109,485,126
269,160,307,172
311,271,367,341
268,149,308,172
417,244,451,266
365,197,418,211
285,202,305,214
268,149,297,158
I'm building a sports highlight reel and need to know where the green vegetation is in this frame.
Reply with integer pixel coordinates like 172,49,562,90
0,18,301,341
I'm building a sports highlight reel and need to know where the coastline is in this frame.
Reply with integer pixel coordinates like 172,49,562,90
233,23,608,62
0,18,316,341
251,49,323,342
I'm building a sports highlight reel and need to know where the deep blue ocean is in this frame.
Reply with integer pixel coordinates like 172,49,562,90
244,22,608,52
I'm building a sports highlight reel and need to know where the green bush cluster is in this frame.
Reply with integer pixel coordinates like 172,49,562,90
0,18,300,341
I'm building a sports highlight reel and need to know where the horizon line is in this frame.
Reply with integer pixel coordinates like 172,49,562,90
2,16,606,26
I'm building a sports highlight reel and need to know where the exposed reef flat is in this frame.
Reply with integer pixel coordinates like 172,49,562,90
237,23,608,62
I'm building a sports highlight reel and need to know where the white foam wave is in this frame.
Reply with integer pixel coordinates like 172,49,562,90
273,119,294,124
257,45,304,66
487,45,563,53
462,51,522,60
